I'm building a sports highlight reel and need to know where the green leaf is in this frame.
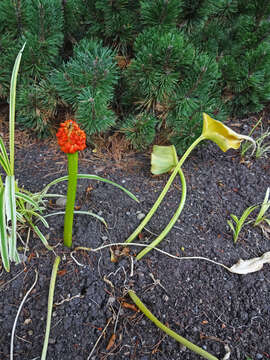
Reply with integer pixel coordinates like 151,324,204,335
30,223,53,251
0,137,11,175
0,187,9,272
42,174,139,203
43,210,107,227
9,43,26,175
230,214,238,223
227,219,235,233
15,191,41,210
5,176,18,262
254,188,270,226
151,145,179,175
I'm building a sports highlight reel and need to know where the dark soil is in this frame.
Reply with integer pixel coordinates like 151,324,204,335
0,117,270,360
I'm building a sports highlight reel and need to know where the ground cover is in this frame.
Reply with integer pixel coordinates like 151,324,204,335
0,111,270,360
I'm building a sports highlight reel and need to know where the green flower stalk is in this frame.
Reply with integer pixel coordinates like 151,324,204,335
56,120,86,247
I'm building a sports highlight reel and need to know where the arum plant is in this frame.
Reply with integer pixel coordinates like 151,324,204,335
56,119,139,248
126,113,255,260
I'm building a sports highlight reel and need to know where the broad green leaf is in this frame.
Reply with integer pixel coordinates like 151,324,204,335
151,145,178,175
0,187,9,272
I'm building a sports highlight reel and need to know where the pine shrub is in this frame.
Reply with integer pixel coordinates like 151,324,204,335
51,38,119,137
120,112,158,150
123,28,226,152
1,0,270,151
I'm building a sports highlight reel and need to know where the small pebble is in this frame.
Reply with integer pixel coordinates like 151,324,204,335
56,197,67,207
256,354,263,360
28,330,33,336
101,236,108,241
137,213,145,220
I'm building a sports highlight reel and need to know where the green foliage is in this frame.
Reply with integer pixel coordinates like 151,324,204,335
140,0,182,30
123,28,226,152
15,78,59,137
120,112,158,149
51,38,118,137
63,0,141,53
1,0,270,149
227,206,258,243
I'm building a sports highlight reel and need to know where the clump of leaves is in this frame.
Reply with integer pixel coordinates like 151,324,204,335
227,187,270,243
241,117,270,159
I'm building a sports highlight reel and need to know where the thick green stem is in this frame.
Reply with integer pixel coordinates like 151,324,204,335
41,256,60,360
136,168,187,260
64,152,78,248
128,290,218,360
125,136,203,244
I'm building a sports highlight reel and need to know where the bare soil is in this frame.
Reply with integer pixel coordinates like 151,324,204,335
0,114,270,360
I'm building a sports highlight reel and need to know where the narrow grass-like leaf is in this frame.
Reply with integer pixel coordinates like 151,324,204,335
228,205,258,243
43,210,107,227
30,223,53,251
5,176,17,261
227,219,235,233
9,43,26,175
0,187,9,272
0,137,11,175
29,211,49,228
254,188,270,226
15,191,41,209
41,256,60,360
42,174,139,203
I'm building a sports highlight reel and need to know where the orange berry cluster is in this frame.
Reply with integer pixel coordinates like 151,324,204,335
56,120,86,154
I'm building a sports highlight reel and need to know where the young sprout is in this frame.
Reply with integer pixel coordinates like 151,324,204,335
241,117,270,159
254,187,270,226
56,120,86,247
227,205,258,244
